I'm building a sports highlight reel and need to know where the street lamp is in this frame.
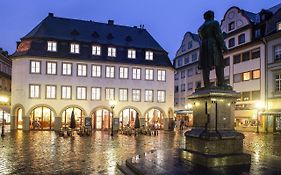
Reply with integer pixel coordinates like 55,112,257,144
0,96,9,137
109,100,116,136
255,101,265,133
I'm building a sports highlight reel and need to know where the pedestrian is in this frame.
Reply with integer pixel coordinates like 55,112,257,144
180,118,184,130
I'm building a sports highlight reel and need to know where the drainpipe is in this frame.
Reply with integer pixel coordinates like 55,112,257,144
261,38,268,133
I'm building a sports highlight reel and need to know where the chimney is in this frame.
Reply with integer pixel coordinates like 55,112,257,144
108,20,114,25
48,13,54,17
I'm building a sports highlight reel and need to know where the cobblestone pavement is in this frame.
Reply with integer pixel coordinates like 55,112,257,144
0,130,281,175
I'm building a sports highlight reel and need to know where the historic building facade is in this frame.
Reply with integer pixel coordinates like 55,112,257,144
10,13,174,131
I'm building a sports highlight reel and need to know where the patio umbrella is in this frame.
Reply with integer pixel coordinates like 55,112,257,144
134,113,140,129
70,110,76,129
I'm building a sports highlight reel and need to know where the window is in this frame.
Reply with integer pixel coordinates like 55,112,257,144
181,70,185,79
30,61,41,74
46,85,56,99
242,72,251,81
242,92,250,101
187,82,193,91
228,21,235,31
275,45,281,61
184,56,190,64
196,81,201,89
92,45,101,55
177,58,183,67
175,72,179,80
255,29,261,38
252,91,260,100
242,52,250,62
191,53,197,62
234,74,242,83
145,51,153,60
61,86,72,99
46,62,57,75
119,67,129,79
132,68,141,80
47,41,57,52
62,63,72,75
70,43,79,54
228,38,235,48
132,89,141,102
29,85,40,98
157,70,166,81
128,49,136,59
77,64,87,77
91,87,101,100
252,70,260,79
224,57,230,66
251,48,260,59
175,86,179,93
119,89,128,101
108,47,116,57
157,90,165,103
238,34,245,44
92,65,101,77
145,69,153,80
275,74,281,92
145,90,153,102
77,87,86,100
233,54,241,64
181,84,185,92
105,88,115,100
277,22,281,31
188,41,192,49
106,66,115,78
187,68,193,77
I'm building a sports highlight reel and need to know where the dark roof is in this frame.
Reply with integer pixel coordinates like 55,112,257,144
22,14,165,51
268,3,281,14
242,10,258,23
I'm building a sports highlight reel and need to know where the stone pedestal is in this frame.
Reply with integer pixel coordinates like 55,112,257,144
54,117,62,131
183,88,251,167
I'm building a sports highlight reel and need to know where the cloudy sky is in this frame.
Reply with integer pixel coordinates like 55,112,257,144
0,0,280,58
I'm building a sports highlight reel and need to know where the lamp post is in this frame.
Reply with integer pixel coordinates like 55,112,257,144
109,100,116,137
0,96,9,137
255,101,265,134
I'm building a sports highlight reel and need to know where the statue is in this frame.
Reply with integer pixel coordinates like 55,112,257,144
198,10,228,88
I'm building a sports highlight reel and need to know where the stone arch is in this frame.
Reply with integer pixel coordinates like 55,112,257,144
59,105,88,117
90,105,112,130
117,106,142,118
27,104,58,117
11,104,26,130
89,105,111,116
143,106,167,118
11,104,25,116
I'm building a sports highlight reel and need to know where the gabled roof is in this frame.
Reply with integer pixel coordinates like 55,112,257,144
22,14,165,51
268,3,281,14
242,10,258,23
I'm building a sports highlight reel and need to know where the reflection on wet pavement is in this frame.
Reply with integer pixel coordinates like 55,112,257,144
0,131,280,174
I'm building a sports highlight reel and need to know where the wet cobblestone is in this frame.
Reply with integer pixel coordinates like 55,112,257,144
0,131,281,174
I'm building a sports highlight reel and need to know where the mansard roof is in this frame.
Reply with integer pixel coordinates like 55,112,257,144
22,13,165,51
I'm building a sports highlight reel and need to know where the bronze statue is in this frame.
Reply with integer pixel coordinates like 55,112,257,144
198,10,227,88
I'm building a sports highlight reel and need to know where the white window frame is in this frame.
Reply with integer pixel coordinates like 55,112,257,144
145,90,153,102
132,89,141,102
145,51,153,60
92,65,102,77
76,87,87,100
77,64,87,77
275,74,281,92
61,86,72,99
145,68,154,80
29,84,40,98
70,43,79,54
128,49,136,59
106,66,115,78
108,47,116,57
132,68,141,80
157,70,166,81
46,85,56,99
105,88,115,100
119,67,129,79
46,62,57,75
30,60,41,74
62,63,72,75
277,22,281,31
91,87,101,100
119,88,128,101
157,90,165,103
92,45,101,55
47,41,57,52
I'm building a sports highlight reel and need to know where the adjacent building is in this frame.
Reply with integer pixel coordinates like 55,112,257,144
10,13,174,131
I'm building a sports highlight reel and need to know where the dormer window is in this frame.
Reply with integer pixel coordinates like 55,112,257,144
145,51,153,60
70,43,79,54
47,41,57,52
92,45,101,55
277,22,281,31
228,21,235,31
128,49,136,59
108,47,116,57
238,33,245,45
187,41,192,49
